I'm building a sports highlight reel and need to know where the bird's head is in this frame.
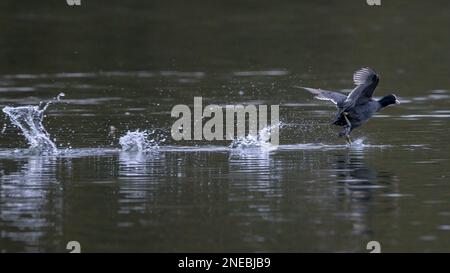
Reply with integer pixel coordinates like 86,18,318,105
379,94,400,107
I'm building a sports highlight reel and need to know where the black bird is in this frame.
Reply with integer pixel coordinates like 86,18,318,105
301,67,400,144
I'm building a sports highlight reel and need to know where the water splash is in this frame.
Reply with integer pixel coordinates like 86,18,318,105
348,137,366,148
2,93,65,152
119,129,168,151
229,123,281,149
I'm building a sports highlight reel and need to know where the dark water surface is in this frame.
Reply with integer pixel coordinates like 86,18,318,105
1,1,450,252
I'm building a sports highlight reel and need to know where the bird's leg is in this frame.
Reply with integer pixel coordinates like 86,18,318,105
345,135,352,146
343,112,351,127
343,112,352,146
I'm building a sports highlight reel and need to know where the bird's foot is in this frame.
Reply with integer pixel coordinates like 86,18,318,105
345,135,352,146
338,126,352,145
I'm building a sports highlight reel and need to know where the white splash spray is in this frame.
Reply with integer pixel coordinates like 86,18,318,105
2,93,65,152
119,129,167,151
229,123,281,149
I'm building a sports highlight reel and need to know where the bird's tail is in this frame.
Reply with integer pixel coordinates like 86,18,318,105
293,86,320,95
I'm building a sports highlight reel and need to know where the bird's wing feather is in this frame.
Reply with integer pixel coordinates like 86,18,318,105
299,86,347,105
352,67,377,86
345,67,380,106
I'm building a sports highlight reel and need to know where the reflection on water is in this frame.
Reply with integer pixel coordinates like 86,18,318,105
0,144,448,252
0,157,63,252
330,151,396,245
1,0,450,252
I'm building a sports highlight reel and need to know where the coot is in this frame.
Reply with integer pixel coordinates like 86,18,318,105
301,67,400,144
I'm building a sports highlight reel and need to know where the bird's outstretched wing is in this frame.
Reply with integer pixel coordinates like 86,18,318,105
345,67,379,106
299,86,347,105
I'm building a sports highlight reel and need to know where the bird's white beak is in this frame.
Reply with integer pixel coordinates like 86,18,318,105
395,99,400,104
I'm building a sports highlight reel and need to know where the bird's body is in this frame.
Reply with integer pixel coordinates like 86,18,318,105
301,67,400,144
332,100,381,128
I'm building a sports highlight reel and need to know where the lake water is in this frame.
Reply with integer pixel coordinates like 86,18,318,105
0,1,450,252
